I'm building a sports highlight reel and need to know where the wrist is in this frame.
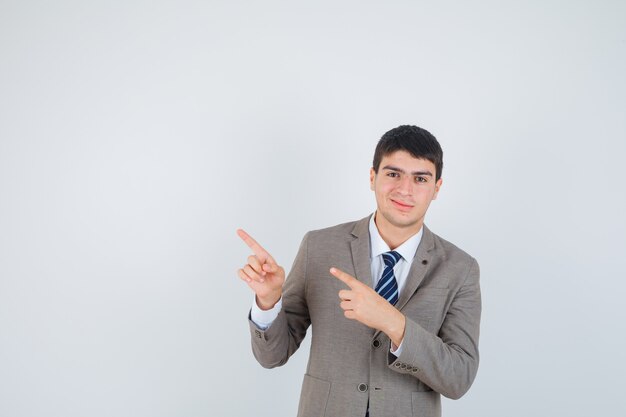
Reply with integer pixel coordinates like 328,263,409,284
256,291,282,310
385,311,406,347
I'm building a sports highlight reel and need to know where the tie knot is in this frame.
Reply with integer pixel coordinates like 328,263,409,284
382,251,401,268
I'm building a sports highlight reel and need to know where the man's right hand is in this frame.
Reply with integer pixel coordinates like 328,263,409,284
236,229,285,310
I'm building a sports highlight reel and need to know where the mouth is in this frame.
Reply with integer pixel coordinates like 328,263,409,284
390,198,414,211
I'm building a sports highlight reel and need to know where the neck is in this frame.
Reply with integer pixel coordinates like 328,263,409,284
374,212,423,250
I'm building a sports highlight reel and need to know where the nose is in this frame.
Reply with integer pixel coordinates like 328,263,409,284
396,175,412,195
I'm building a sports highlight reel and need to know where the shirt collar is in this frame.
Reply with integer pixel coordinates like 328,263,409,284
368,212,423,261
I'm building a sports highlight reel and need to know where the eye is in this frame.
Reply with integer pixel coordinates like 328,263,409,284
415,176,427,183
387,172,399,178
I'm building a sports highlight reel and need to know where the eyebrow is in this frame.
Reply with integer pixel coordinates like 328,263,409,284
381,165,433,176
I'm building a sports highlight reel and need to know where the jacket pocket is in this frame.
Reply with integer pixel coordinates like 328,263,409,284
297,374,331,417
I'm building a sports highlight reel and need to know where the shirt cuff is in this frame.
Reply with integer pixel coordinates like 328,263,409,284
250,296,282,330
390,338,404,357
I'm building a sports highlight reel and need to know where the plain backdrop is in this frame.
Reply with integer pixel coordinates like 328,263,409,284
1,1,625,416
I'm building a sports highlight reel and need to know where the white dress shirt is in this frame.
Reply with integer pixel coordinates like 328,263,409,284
250,212,423,357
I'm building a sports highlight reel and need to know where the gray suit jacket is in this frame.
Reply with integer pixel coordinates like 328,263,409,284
249,215,481,417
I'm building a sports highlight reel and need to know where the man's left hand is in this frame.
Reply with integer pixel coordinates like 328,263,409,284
330,267,406,347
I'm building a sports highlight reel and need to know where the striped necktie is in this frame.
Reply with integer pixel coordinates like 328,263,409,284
375,251,401,305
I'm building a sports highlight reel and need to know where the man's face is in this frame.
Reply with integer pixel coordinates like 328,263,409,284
370,150,442,233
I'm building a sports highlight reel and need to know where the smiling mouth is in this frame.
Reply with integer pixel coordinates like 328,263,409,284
391,199,414,210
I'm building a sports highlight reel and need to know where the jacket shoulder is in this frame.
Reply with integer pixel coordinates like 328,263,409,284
301,217,366,252
308,219,358,237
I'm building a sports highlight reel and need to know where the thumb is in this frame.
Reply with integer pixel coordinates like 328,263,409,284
262,263,279,273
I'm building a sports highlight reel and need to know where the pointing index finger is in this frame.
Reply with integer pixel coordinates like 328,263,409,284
330,267,359,288
237,229,273,263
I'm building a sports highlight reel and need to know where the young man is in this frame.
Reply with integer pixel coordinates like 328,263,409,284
237,125,481,417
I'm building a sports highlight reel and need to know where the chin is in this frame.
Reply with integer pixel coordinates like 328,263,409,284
390,218,419,228
383,212,419,229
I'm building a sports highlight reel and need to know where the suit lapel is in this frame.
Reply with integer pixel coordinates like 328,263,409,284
395,224,435,311
373,224,436,339
349,215,374,289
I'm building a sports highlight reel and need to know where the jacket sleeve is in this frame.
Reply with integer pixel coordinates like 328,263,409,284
248,232,311,368
388,257,481,399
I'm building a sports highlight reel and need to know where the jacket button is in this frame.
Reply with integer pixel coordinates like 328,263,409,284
372,339,381,348
422,259,428,265
394,362,402,368
357,383,368,392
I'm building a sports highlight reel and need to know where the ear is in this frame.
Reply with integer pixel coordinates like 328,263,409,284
432,178,443,200
369,168,376,191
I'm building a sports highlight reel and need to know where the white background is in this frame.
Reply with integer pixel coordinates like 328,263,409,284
1,1,625,416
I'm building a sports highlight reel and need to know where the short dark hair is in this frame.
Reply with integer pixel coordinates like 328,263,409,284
372,125,443,181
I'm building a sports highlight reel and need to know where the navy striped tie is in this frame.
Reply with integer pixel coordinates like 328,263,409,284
375,251,401,305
